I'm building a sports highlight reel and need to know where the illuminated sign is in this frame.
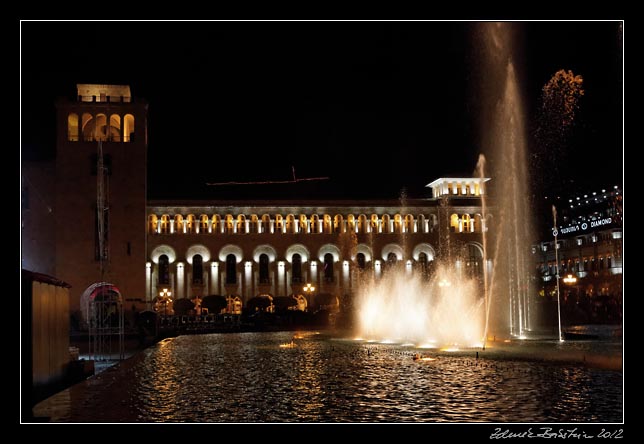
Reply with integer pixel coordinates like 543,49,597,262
553,217,612,237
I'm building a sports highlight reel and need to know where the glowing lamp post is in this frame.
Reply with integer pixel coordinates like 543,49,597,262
303,283,315,306
438,278,451,288
552,205,564,342
563,274,578,307
159,288,172,316
563,274,577,285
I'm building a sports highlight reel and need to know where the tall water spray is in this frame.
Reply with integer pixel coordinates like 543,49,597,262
354,23,535,346
479,22,535,337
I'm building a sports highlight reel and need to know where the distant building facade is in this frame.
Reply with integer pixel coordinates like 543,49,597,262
22,84,493,317
532,186,623,309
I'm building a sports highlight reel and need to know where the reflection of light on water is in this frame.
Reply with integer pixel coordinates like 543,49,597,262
441,347,460,352
413,353,437,362
402,342,415,347
279,342,296,348
471,342,484,348
33,332,623,422
353,337,364,341
367,339,377,343
380,339,395,344
418,343,437,349
504,339,511,343
518,335,527,340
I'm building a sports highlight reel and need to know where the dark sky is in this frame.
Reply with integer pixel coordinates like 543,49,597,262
20,21,623,200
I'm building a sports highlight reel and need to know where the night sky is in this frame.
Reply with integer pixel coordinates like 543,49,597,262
20,21,623,201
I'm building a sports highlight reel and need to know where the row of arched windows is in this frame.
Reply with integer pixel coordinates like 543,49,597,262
148,213,443,235
157,252,338,286
67,112,135,142
155,251,443,287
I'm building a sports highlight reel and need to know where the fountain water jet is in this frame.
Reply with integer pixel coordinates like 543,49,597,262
355,263,484,347
478,22,535,338
354,23,536,346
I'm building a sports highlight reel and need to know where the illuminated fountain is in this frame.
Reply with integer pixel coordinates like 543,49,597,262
355,22,535,346
355,263,484,348
478,22,535,338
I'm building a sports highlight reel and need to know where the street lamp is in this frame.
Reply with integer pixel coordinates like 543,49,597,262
552,205,564,342
562,273,579,306
563,274,577,285
159,288,172,316
303,283,315,294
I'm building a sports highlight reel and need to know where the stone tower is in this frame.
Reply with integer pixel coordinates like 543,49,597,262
55,84,148,317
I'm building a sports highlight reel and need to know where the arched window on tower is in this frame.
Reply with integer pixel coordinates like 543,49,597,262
68,113,79,141
159,254,170,286
192,254,203,284
292,254,302,283
324,253,334,282
81,113,93,141
259,254,270,284
226,254,237,284
109,114,121,141
95,113,108,141
124,114,135,142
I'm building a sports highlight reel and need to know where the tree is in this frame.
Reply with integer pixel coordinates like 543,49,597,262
532,69,584,227
533,69,584,196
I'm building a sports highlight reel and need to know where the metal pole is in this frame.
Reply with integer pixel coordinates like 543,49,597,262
552,205,563,342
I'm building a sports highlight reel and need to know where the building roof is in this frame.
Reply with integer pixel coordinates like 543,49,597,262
22,269,71,288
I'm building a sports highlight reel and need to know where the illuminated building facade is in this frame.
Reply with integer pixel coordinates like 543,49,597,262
22,84,491,316
146,180,490,310
532,186,623,304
